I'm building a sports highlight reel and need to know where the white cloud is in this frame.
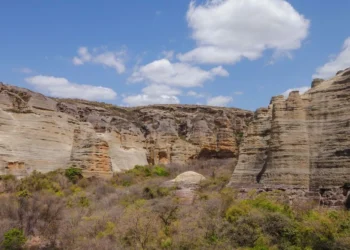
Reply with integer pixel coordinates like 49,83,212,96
162,50,174,60
313,37,350,79
210,66,229,76
123,84,181,106
187,91,205,98
142,84,181,96
178,0,310,64
129,59,228,88
25,75,117,101
73,46,126,74
123,94,180,106
234,91,243,95
207,95,233,106
282,86,309,97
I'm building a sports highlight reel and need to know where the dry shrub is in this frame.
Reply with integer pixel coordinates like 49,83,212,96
118,205,161,249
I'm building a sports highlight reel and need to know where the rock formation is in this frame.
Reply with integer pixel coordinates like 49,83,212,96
0,83,252,177
229,68,350,206
163,171,206,204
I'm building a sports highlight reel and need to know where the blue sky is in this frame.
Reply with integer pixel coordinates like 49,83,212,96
1,0,350,110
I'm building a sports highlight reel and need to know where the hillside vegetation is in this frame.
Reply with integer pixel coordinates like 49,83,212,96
0,160,350,250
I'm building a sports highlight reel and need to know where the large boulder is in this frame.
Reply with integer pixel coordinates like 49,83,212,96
163,171,205,205
164,171,206,189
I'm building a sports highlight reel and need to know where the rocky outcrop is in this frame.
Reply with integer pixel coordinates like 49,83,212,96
0,83,252,177
229,68,350,206
163,171,206,204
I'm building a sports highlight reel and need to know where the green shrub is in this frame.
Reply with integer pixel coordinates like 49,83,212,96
16,189,31,198
0,174,16,181
2,228,26,250
244,194,291,216
153,166,170,177
97,221,116,239
129,165,152,177
65,167,83,183
78,196,90,207
161,237,172,248
17,170,64,195
225,203,251,223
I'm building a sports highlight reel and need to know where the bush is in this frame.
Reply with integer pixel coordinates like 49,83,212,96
2,228,26,250
65,167,83,183
2,165,350,250
153,166,170,177
0,175,16,181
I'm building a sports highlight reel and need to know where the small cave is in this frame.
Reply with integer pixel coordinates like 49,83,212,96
158,151,169,164
178,122,188,138
335,149,350,157
197,149,234,160
345,195,350,210
140,124,150,138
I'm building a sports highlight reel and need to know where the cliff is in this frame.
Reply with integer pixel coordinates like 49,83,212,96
0,83,252,177
229,68,350,206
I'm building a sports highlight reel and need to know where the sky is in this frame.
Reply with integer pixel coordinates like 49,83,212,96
1,0,350,110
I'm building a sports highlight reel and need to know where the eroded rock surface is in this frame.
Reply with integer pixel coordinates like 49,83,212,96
229,68,350,206
0,83,252,177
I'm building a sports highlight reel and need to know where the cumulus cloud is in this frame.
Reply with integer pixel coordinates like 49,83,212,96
73,46,126,74
313,37,350,79
282,86,310,97
129,59,228,88
187,91,205,98
207,95,233,106
25,75,117,101
123,84,181,106
178,0,310,64
123,94,180,106
162,50,175,60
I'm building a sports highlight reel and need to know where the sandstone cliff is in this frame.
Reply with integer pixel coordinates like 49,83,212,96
229,68,350,206
0,83,252,177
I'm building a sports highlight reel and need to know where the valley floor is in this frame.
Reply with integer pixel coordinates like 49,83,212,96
1,160,350,250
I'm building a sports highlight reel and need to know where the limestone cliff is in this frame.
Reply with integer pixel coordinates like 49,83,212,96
0,83,252,177
229,68,350,206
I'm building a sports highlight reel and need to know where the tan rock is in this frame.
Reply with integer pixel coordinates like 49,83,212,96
163,171,206,205
0,83,252,177
164,171,206,189
229,68,350,197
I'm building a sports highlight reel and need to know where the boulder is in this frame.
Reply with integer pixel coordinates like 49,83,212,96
163,171,205,205
164,171,206,189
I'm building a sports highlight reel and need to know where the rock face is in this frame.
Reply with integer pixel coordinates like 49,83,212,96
0,83,252,177
229,68,350,206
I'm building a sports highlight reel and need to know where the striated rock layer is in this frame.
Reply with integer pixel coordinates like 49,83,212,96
0,83,252,177
229,68,350,206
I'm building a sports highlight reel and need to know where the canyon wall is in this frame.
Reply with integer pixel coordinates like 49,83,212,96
229,68,350,206
0,83,252,177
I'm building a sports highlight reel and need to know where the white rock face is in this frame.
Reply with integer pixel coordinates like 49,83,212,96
0,82,252,177
0,83,149,177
